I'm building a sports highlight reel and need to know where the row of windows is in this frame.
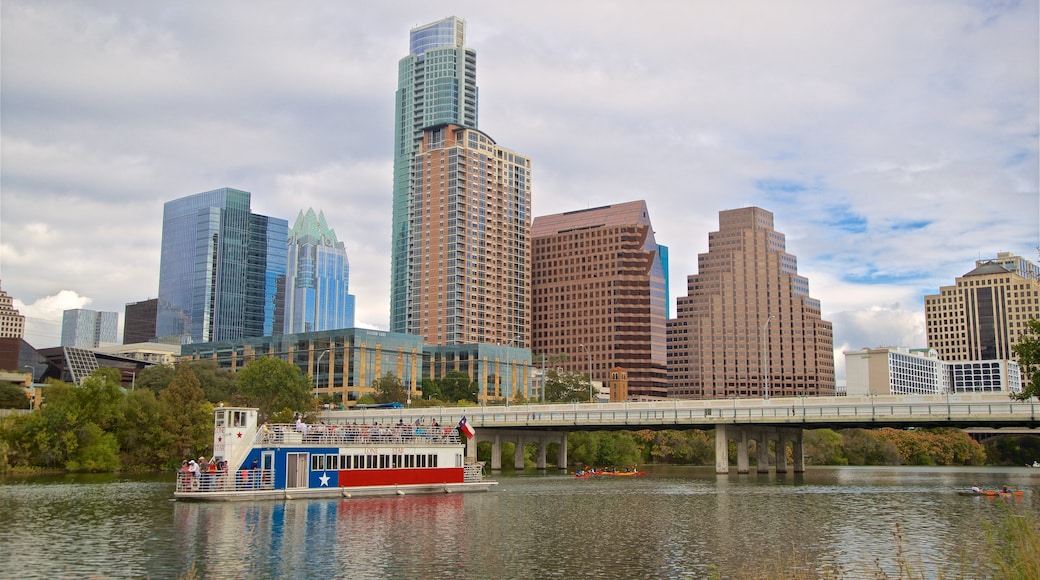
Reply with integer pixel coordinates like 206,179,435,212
311,453,441,471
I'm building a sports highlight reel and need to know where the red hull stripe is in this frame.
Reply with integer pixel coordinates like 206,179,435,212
336,467,465,487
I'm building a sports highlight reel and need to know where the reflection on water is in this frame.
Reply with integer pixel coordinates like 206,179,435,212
1,467,1036,579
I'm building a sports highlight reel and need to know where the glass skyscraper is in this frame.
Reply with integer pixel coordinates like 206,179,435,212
284,208,356,334
61,308,118,348
155,188,288,344
391,16,478,334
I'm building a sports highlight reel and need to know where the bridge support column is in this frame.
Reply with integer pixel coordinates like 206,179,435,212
466,435,477,464
715,425,729,474
756,429,770,474
737,429,750,474
558,432,568,472
514,436,525,470
536,436,547,470
792,429,805,473
491,434,502,471
776,433,788,474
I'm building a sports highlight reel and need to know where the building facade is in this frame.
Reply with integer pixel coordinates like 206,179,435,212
925,255,1040,365
668,207,835,399
61,308,118,348
404,124,531,347
123,298,157,344
844,346,1021,396
155,188,288,344
181,329,425,407
284,208,356,334
0,280,25,339
531,201,669,399
391,16,479,334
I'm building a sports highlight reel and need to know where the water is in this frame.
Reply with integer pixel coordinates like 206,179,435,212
0,467,1036,579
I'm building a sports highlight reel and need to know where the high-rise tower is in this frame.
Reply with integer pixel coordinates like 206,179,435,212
391,17,479,334
284,208,356,333
61,308,118,348
668,207,835,399
532,201,669,399
155,188,287,344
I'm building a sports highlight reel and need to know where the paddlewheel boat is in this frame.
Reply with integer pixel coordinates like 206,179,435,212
174,407,496,501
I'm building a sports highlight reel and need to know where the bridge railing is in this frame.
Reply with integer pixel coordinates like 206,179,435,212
320,395,1038,429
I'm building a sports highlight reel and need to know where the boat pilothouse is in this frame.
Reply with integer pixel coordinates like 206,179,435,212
174,407,496,501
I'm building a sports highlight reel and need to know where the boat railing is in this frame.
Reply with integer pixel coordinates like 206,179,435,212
253,423,463,447
176,469,275,494
463,462,486,483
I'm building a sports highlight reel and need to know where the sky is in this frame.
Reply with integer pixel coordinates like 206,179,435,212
1,0,1037,381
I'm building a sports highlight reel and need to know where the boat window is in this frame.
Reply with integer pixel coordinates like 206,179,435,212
312,455,325,470
379,455,390,469
231,411,248,427
366,455,376,469
429,454,438,468
340,454,350,469
419,454,426,468
327,455,339,470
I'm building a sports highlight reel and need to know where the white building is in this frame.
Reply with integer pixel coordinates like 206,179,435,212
844,346,1021,396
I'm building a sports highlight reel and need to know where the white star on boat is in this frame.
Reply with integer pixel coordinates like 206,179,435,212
319,473,330,487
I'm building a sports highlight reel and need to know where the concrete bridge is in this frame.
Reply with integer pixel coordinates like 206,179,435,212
320,394,1039,474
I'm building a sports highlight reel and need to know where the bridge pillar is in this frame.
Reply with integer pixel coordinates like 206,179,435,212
514,436,525,470
715,425,729,474
756,429,770,474
776,433,788,474
792,429,805,473
466,435,477,464
536,435,547,470
491,434,502,471
558,432,568,472
737,429,750,474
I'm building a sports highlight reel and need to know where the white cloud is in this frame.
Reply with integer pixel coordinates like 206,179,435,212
1,0,1036,378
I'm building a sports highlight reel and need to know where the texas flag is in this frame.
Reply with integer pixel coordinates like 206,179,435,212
458,416,476,438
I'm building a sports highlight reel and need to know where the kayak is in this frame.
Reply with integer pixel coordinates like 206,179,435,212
957,489,1023,497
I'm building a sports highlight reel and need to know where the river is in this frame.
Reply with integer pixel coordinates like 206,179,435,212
0,466,1036,579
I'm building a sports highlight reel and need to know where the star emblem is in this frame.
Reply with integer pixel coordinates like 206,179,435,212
217,436,223,443
319,473,330,487
236,432,243,438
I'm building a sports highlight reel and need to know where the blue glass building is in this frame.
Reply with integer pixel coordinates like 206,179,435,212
155,188,287,344
284,208,356,334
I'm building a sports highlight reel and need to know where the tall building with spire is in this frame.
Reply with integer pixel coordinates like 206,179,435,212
155,187,287,344
284,208,356,333
532,201,670,399
668,207,835,399
391,16,479,335
389,18,531,347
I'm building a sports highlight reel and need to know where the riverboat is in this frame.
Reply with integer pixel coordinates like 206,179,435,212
174,407,496,501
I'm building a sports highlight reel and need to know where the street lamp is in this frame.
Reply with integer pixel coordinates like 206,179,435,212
580,344,592,403
762,316,775,400
316,349,328,392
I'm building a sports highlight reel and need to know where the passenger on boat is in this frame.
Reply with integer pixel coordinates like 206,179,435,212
971,484,981,494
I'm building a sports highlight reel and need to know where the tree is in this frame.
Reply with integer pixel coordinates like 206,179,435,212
237,357,315,420
439,371,478,403
160,364,212,462
1012,318,1040,400
0,382,30,409
134,364,176,394
372,372,408,405
544,369,590,402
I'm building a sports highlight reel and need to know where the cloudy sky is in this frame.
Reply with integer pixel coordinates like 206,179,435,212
2,1,1037,380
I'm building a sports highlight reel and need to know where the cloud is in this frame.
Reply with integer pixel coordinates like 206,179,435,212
0,0,1036,377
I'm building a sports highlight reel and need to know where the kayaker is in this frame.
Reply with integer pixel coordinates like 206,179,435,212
971,483,980,494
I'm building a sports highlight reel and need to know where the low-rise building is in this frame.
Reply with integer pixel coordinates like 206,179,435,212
844,346,1021,396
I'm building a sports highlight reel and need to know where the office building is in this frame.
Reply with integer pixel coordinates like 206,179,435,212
155,187,288,344
284,208,356,334
668,207,835,399
924,253,1040,365
61,308,118,348
844,346,1021,396
406,124,531,346
391,16,479,335
123,298,157,344
0,280,25,339
532,201,669,399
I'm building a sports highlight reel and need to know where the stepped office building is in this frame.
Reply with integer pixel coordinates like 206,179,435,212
532,201,670,399
668,207,835,399
390,18,532,348
284,208,356,334
156,188,288,344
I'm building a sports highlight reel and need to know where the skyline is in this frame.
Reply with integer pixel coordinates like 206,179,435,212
1,2,1037,381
